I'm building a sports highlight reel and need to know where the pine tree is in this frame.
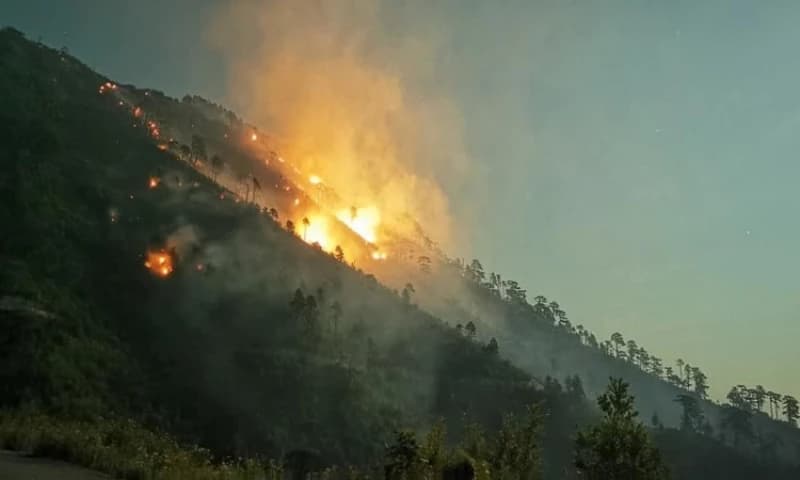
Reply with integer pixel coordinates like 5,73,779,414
575,378,669,479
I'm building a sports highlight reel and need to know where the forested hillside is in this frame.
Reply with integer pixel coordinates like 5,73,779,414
1,27,798,479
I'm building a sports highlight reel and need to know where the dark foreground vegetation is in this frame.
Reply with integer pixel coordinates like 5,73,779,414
0,378,667,480
1,26,799,478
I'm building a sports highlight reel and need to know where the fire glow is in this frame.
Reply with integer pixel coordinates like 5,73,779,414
336,206,380,244
144,250,174,277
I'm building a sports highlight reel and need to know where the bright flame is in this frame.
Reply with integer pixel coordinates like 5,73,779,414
144,250,173,277
251,132,258,141
371,251,388,260
301,215,332,251
309,175,322,185
337,206,380,244
148,177,160,189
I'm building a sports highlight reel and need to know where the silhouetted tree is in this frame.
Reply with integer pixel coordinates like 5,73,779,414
767,391,782,419
752,385,767,412
505,280,527,304
674,394,705,434
191,134,206,165
285,220,296,235
627,340,639,366
574,378,668,479
333,245,345,262
611,332,625,358
464,321,477,339
251,176,261,202
783,395,799,426
691,367,709,399
300,217,310,241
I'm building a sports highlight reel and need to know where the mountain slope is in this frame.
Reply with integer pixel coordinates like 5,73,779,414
1,27,798,479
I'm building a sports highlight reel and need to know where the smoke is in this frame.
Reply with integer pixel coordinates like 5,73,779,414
207,0,469,250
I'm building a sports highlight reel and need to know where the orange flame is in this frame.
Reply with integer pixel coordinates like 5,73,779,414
148,177,160,189
336,206,380,244
144,250,174,277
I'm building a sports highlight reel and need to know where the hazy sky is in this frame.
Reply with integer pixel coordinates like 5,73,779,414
3,0,798,400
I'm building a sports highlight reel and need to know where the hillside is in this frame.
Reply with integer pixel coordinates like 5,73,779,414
1,26,798,479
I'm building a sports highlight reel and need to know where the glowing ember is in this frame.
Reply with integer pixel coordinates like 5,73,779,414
148,177,160,189
251,132,258,141
309,175,322,185
293,198,300,206
336,206,380,244
144,250,174,277
133,107,142,118
157,144,168,151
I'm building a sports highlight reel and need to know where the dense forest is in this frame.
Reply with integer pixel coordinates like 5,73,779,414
1,27,798,479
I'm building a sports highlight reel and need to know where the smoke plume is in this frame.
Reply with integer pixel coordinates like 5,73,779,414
207,0,469,250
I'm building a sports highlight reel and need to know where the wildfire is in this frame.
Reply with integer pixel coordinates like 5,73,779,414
336,206,380,244
309,175,322,185
301,215,332,251
146,120,160,139
371,251,388,260
98,81,117,94
133,106,142,118
148,177,160,188
251,132,258,142
144,250,174,277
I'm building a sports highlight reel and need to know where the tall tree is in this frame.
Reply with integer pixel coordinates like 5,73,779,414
611,332,625,358
674,394,705,434
783,395,799,426
752,385,767,412
626,340,639,366
574,378,669,480
691,367,709,399
766,391,783,419
302,217,310,241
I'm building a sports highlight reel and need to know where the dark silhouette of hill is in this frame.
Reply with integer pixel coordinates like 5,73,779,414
1,27,798,478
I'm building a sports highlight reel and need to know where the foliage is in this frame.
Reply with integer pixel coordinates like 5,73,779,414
574,378,669,480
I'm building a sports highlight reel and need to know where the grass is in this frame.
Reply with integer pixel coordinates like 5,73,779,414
0,410,289,480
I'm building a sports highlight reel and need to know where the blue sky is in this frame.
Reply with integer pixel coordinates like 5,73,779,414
3,0,798,400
